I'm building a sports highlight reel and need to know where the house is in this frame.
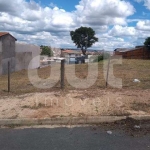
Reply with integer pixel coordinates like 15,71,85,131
114,46,150,59
0,32,17,75
61,49,82,64
0,32,41,75
61,49,105,64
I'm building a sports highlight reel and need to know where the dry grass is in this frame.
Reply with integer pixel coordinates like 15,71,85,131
0,59,150,96
131,102,150,112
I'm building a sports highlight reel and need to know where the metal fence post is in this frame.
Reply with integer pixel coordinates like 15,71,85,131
61,59,65,89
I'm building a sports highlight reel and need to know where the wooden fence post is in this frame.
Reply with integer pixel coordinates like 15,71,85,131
106,55,111,88
8,61,10,93
61,59,65,89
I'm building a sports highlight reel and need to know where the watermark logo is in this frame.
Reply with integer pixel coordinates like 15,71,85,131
28,53,123,89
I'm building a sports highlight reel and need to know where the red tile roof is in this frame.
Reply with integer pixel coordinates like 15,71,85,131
62,49,82,54
0,32,9,37
0,32,17,40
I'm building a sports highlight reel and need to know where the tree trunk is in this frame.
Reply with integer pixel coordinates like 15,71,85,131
81,48,86,63
81,49,86,55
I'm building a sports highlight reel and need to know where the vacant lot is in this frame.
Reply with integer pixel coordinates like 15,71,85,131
0,89,150,119
0,59,150,119
0,59,150,96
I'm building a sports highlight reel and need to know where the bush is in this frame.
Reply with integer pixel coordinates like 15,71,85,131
40,45,53,57
93,52,110,62
93,55,103,62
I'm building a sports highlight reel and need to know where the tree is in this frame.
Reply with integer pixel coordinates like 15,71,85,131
40,45,53,57
144,37,150,48
70,26,98,55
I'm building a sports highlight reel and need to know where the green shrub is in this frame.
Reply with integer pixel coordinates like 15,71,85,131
93,55,103,62
93,52,110,62
40,45,53,57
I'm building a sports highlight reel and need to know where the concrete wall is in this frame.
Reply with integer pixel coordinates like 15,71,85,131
2,34,15,59
1,57,15,74
15,43,40,69
15,52,32,71
0,52,2,75
0,35,15,74
0,41,2,74
0,41,2,52
0,38,41,75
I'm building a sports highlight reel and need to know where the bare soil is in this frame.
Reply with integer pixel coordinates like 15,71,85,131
0,59,150,119
0,89,150,119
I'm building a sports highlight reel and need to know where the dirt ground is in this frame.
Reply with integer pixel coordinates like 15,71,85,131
0,89,150,119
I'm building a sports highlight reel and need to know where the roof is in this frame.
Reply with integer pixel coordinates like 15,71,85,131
62,49,105,55
135,45,145,48
0,32,17,41
114,48,128,52
0,32,9,37
115,47,144,53
62,49,82,54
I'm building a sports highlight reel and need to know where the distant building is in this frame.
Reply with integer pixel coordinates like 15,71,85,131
61,49,104,64
114,46,150,59
61,49,82,64
0,32,40,75
0,32,17,75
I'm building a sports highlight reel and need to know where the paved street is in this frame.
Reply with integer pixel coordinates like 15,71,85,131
0,126,149,150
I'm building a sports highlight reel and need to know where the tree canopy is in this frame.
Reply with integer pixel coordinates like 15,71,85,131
144,37,150,48
40,45,53,57
70,26,98,55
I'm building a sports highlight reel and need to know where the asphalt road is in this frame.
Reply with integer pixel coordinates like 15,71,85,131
0,126,149,150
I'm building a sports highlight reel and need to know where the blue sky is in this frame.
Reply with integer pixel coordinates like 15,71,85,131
0,0,150,50
128,1,150,18
32,0,150,18
40,0,79,11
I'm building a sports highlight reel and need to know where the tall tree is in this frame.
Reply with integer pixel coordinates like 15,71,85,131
40,45,53,57
70,27,98,55
144,37,150,48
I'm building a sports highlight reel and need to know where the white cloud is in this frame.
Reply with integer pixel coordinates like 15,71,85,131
135,0,150,9
93,36,134,50
136,20,150,31
144,0,150,9
49,2,57,8
75,0,135,26
108,25,137,36
127,19,143,23
0,0,137,50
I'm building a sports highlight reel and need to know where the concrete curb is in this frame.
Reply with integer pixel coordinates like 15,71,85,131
129,115,150,120
0,116,126,126
0,115,150,126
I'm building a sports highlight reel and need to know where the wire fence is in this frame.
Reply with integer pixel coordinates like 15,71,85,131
0,58,150,95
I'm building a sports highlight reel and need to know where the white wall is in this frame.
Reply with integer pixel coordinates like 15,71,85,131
0,42,41,75
15,43,41,69
70,54,75,57
15,52,33,71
